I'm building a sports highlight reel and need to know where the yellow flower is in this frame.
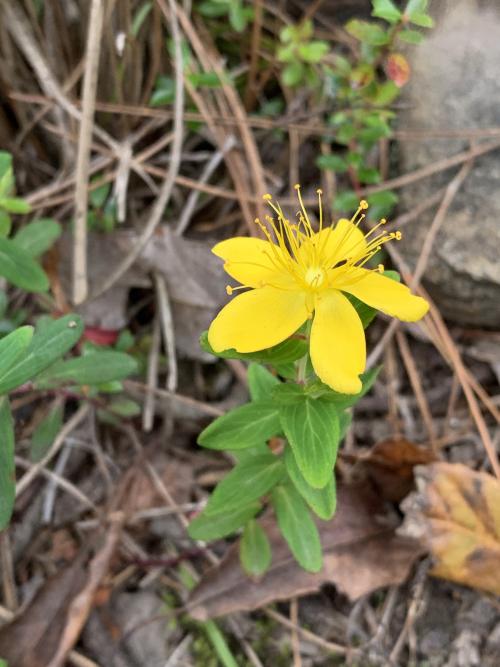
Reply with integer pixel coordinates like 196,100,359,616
208,186,429,394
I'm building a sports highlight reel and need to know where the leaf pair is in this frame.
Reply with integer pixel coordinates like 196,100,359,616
0,315,84,531
187,454,284,543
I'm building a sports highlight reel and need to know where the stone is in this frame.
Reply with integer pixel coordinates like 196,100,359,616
398,0,500,327
110,591,172,667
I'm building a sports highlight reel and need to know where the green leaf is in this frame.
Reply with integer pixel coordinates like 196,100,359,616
205,454,284,515
0,326,34,383
336,122,356,144
89,181,110,209
115,329,134,352
229,443,271,464
31,404,63,462
197,1,228,18
358,122,391,144
279,395,339,488
0,314,83,394
150,76,176,106
0,152,14,197
0,197,31,214
370,80,400,105
276,43,295,63
272,484,322,572
398,29,424,44
0,238,49,292
315,154,348,173
0,291,8,319
408,13,433,28
282,61,305,87
107,398,141,417
200,331,307,365
367,190,398,218
405,0,428,14
272,383,304,405
202,619,240,667
357,166,381,184
333,190,359,215
229,2,247,32
247,363,280,402
0,397,15,531
14,219,62,257
284,446,336,520
131,1,152,37
372,0,401,23
346,293,378,329
346,19,390,45
36,351,138,387
0,210,11,237
187,502,261,541
338,410,352,440
198,402,281,451
188,71,223,88
240,520,272,576
298,41,329,63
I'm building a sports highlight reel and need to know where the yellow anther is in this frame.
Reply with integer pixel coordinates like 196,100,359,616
263,193,272,200
294,183,301,190
378,264,385,273
226,285,233,295
360,200,369,210
395,231,402,240
316,188,323,195
380,218,387,225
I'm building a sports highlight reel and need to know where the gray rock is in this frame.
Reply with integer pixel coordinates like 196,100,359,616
111,591,172,667
398,0,500,327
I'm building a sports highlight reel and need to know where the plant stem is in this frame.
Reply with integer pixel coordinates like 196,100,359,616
296,319,312,384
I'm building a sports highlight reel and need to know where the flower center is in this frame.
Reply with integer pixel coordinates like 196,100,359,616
305,266,325,289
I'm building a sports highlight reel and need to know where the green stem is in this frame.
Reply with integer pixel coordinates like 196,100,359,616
296,318,312,384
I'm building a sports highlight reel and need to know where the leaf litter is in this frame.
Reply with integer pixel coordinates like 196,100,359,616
401,461,500,596
188,482,424,620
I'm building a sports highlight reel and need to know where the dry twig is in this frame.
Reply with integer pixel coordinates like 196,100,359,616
73,0,105,304
89,0,185,300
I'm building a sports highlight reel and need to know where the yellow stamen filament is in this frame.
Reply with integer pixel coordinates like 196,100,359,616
232,187,402,295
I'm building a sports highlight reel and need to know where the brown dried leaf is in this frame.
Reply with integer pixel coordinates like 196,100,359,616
120,453,194,517
0,518,123,667
401,462,500,595
188,483,422,620
60,229,227,359
362,438,437,502
0,558,87,667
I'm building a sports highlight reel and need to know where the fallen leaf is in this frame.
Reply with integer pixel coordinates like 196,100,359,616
48,514,123,667
82,326,120,346
0,517,123,667
401,462,500,596
386,53,410,87
464,337,500,385
120,452,194,517
59,229,226,360
187,483,422,619
361,438,437,502
0,557,87,667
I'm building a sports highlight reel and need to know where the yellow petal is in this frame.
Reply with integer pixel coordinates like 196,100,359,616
310,290,365,394
336,268,429,321
212,237,292,288
314,218,367,267
208,286,308,353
